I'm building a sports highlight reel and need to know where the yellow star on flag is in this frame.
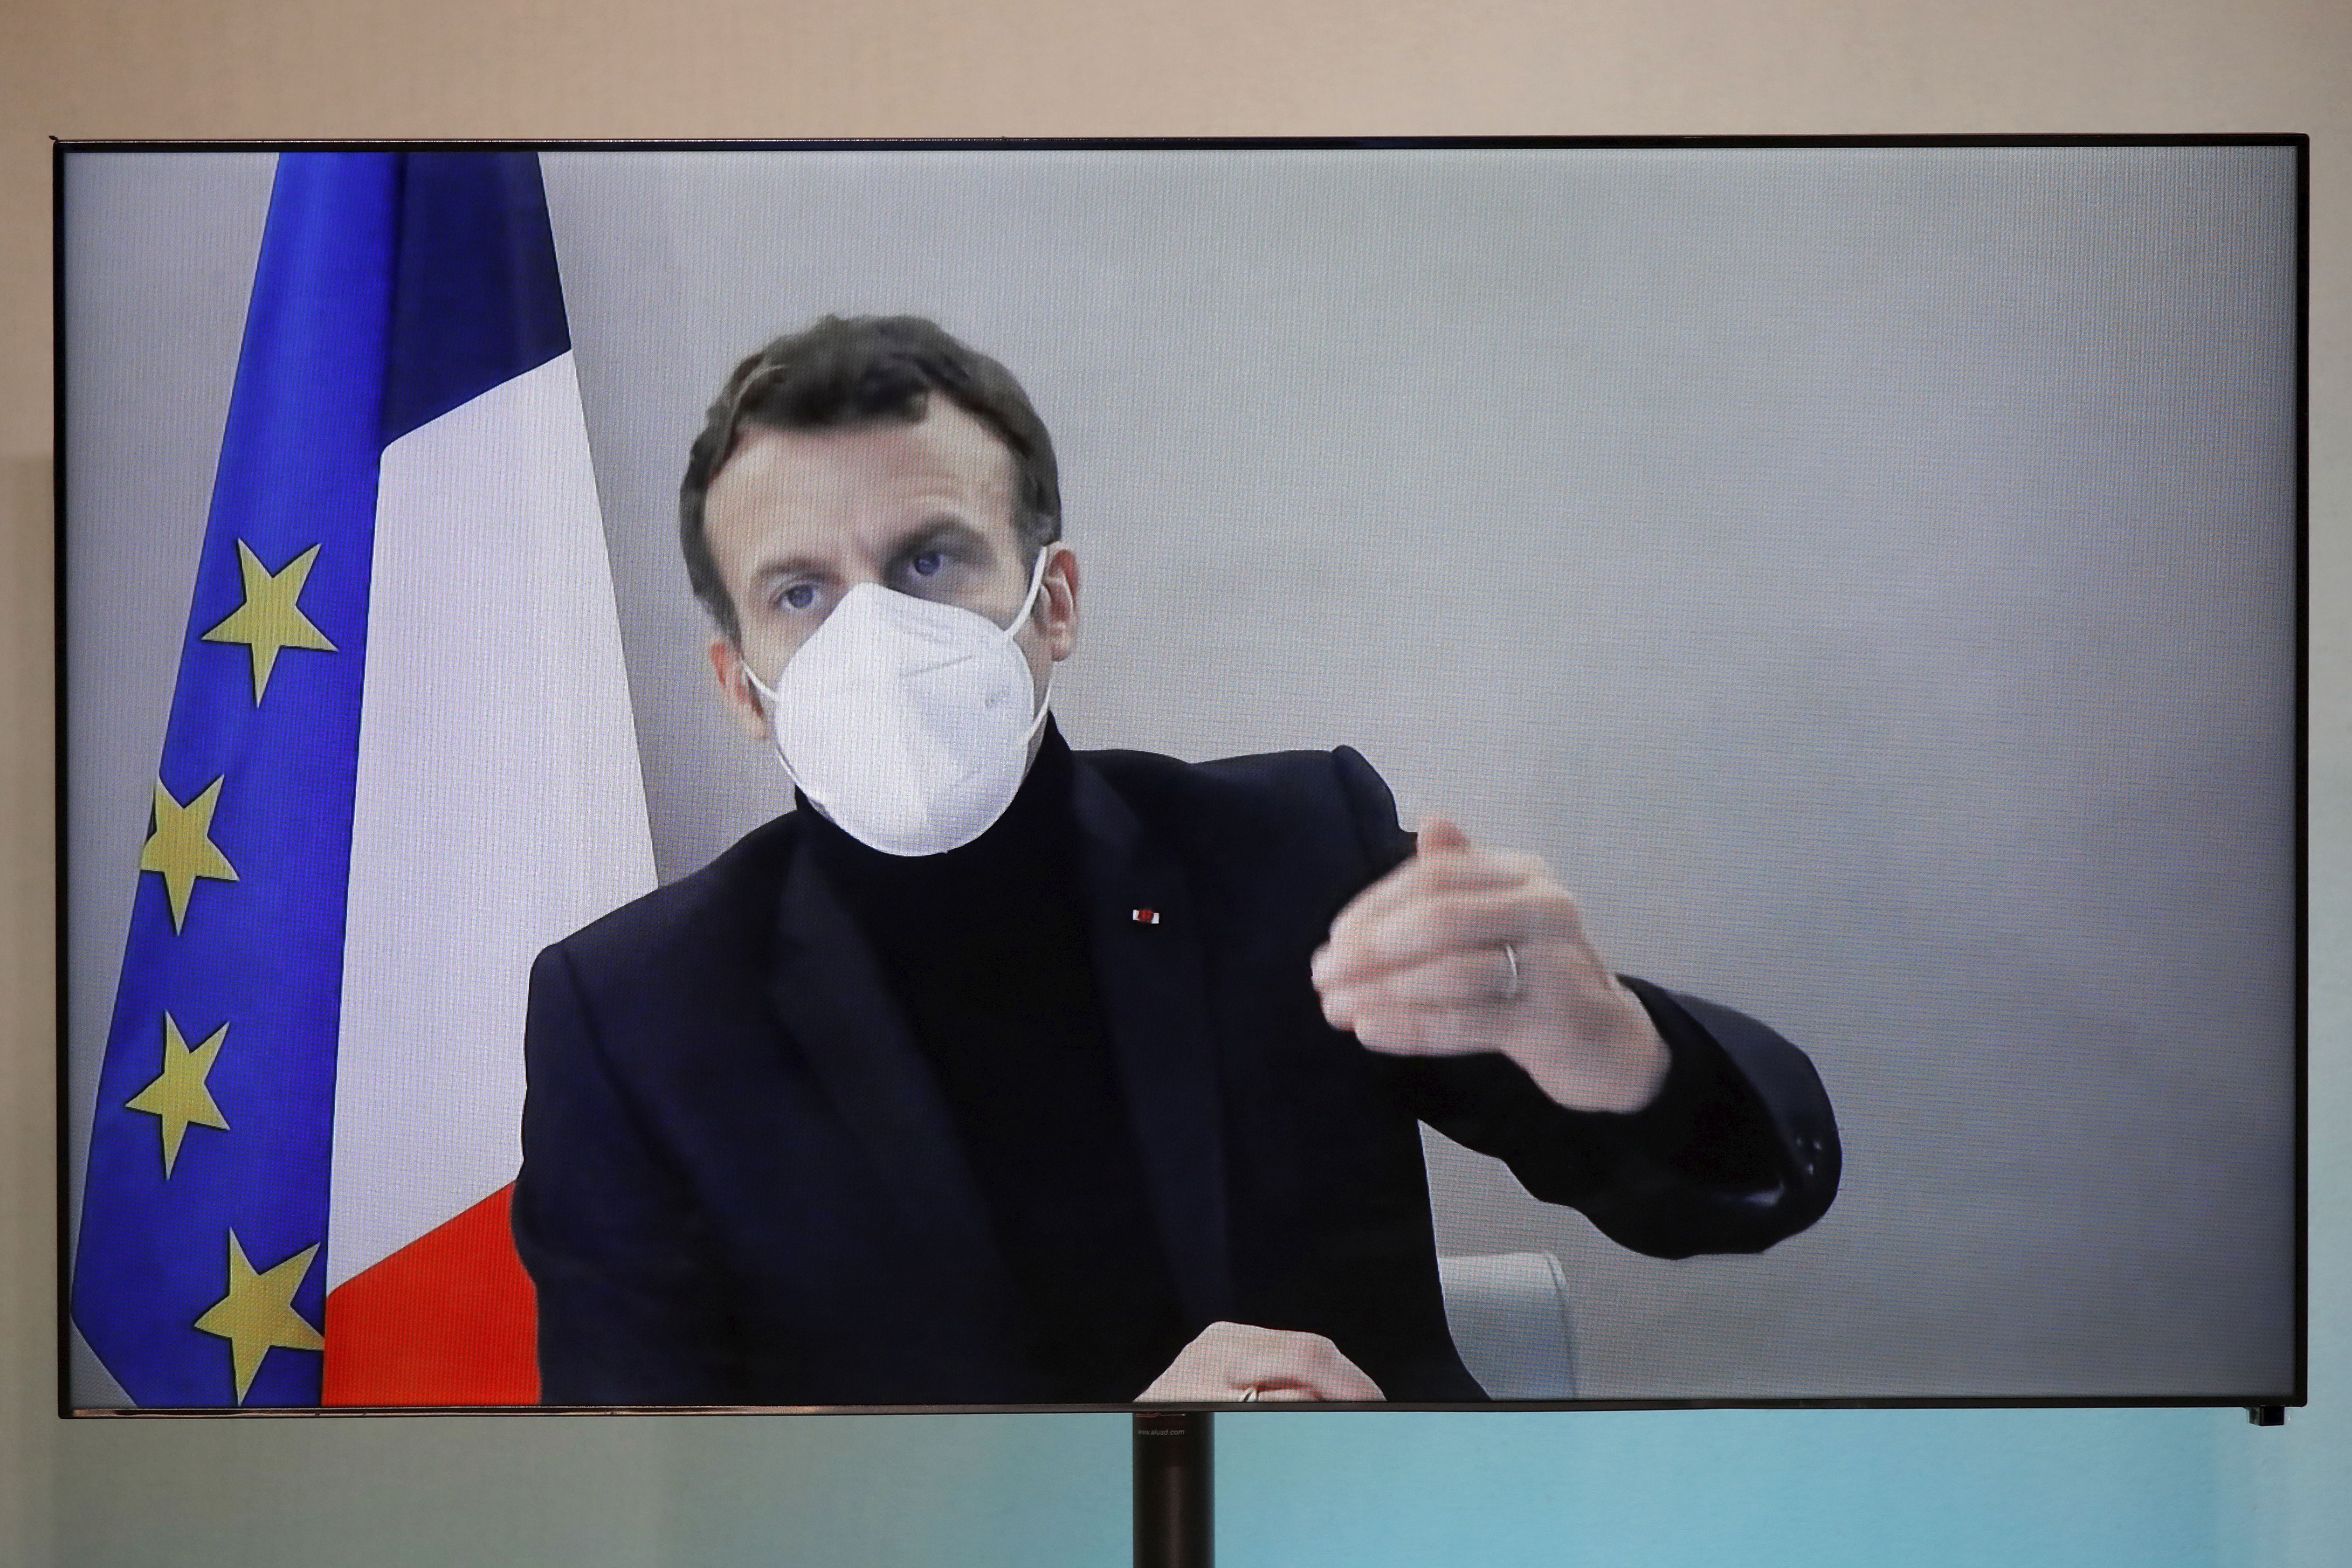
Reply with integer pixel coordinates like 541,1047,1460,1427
193,1231,324,1405
139,776,238,933
201,539,336,702
124,1013,230,1177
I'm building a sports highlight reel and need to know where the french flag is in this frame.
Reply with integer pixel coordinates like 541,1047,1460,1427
72,151,653,1407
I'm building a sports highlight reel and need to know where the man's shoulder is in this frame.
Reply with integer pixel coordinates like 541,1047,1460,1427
542,741,1403,974
1078,742,1404,868
1083,741,1363,809
1083,742,1359,788
547,812,799,984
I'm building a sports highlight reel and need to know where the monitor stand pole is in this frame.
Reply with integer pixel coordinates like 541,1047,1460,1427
1133,1411,1214,1568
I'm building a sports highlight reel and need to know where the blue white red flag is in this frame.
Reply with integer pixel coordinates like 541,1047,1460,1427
71,151,655,1407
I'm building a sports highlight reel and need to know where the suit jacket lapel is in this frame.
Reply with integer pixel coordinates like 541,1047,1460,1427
764,836,1016,1321
1070,759,1235,1325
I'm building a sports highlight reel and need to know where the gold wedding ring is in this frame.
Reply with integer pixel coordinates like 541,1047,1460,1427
1503,941,1524,1000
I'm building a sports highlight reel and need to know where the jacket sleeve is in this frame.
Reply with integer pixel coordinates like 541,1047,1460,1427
1329,746,1842,1258
512,941,743,1404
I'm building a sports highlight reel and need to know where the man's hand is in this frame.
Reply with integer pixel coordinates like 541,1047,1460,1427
1311,818,1670,1114
1136,1322,1386,1403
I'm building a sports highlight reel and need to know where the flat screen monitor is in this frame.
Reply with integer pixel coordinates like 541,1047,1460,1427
58,138,2305,1414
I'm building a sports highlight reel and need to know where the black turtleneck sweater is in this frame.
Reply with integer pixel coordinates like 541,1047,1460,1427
801,723,1189,1401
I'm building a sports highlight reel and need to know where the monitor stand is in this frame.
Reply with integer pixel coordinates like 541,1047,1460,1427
1134,1411,1214,1568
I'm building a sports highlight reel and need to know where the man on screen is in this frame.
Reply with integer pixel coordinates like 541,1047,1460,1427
513,315,1840,1405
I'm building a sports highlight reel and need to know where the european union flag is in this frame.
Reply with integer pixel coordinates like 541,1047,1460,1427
72,149,572,1407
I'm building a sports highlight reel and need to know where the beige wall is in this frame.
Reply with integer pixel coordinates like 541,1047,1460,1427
7,3,2349,1565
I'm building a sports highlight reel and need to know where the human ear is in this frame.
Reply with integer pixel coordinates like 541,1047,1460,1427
1040,545,1081,662
708,635,773,742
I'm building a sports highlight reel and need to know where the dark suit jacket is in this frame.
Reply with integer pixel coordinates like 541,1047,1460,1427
514,744,1840,1406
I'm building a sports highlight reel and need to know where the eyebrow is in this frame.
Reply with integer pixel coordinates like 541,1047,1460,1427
745,552,835,599
884,516,995,568
742,516,999,600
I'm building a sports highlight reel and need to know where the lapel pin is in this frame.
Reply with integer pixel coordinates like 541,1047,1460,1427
1130,908,1162,925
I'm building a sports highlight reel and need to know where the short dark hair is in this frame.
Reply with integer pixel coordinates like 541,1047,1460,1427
680,314,1063,644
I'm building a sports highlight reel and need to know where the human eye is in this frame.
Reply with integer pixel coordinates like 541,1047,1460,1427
774,580,820,613
893,539,972,598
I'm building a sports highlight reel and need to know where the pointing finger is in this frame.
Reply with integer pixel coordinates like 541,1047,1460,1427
1323,854,1523,956
1321,946,1525,1014
1417,816,1474,857
1348,1002,1492,1060
1320,886,1582,987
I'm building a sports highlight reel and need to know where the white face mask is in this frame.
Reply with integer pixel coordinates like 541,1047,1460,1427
743,546,1058,857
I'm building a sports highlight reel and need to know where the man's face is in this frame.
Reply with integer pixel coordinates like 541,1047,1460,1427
701,398,1079,744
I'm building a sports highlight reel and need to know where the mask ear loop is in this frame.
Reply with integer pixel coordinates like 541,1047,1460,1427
984,540,1059,642
738,658,812,796
1007,543,1062,741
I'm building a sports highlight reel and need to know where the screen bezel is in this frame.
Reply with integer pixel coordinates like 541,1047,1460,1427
55,135,2311,1416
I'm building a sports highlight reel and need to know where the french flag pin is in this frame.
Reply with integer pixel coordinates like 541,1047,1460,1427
1130,908,1163,925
